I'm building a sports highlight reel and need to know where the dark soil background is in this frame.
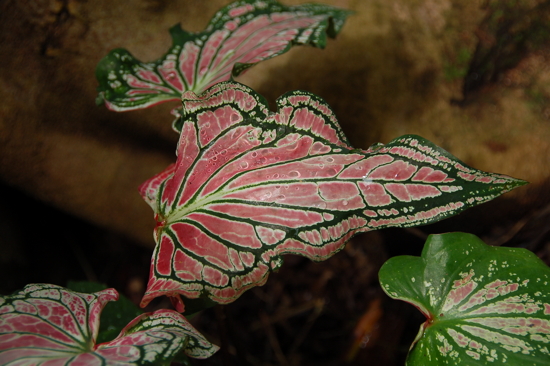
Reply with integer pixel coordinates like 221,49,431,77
2,0,550,365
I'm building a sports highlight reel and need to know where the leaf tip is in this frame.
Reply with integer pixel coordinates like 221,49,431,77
95,92,106,106
170,294,186,313
326,8,355,37
494,175,529,195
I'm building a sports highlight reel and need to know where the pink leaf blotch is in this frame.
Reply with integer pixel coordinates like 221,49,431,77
379,233,550,366
96,0,352,112
0,284,218,365
139,81,526,310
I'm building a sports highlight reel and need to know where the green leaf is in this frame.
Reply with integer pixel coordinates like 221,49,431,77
96,0,351,112
138,81,526,311
379,233,550,366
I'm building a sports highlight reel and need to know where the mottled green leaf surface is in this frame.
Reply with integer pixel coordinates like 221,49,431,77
379,233,550,366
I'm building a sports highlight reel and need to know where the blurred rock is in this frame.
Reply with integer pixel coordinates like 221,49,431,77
1,0,549,248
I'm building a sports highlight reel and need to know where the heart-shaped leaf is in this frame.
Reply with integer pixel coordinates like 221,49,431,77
0,284,218,365
139,81,526,311
379,233,550,366
96,0,351,112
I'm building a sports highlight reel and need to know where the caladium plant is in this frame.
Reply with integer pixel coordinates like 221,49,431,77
0,284,218,365
66,281,143,345
138,81,526,311
95,0,351,114
379,233,550,366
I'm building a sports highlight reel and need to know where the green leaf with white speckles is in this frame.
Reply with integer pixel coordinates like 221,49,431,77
379,232,550,366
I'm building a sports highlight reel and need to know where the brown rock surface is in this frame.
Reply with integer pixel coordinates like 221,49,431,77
1,0,548,246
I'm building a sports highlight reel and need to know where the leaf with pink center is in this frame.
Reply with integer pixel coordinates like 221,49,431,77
379,233,550,366
96,0,351,112
139,81,526,309
0,284,217,365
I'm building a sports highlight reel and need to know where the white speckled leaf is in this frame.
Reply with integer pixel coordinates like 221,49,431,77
379,233,550,366
0,284,217,365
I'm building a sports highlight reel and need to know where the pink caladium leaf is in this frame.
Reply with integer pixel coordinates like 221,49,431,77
96,0,351,112
0,284,218,365
139,81,526,310
379,233,550,366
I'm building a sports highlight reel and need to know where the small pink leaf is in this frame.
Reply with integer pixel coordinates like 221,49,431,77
96,0,351,112
139,81,526,309
95,309,218,361
0,284,217,365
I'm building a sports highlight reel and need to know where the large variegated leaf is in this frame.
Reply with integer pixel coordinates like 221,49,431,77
0,284,217,365
139,81,526,310
379,233,550,366
96,0,351,112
